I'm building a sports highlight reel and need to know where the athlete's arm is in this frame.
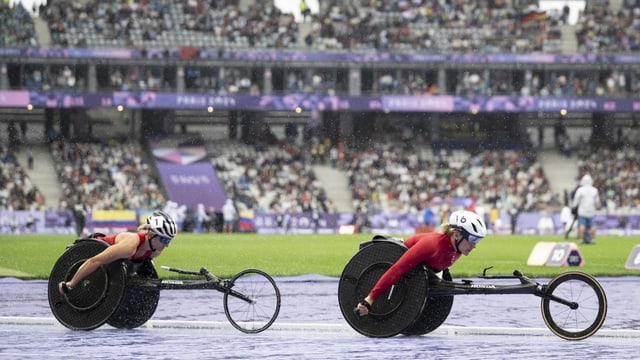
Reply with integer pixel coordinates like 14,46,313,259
64,233,139,289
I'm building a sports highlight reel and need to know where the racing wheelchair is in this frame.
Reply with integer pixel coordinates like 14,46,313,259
338,236,607,341
48,239,281,333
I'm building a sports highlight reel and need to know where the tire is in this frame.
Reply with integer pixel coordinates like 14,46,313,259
338,239,428,338
402,269,454,336
223,269,281,334
48,239,126,330
541,271,607,340
106,259,161,329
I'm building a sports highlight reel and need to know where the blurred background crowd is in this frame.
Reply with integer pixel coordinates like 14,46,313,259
2,0,640,235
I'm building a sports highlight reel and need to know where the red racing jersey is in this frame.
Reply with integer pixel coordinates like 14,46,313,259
368,232,460,301
100,232,153,261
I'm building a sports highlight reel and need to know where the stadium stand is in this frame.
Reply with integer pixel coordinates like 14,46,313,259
2,0,640,235
49,140,166,212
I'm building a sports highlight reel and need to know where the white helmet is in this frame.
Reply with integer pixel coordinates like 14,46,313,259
146,210,178,240
448,210,486,244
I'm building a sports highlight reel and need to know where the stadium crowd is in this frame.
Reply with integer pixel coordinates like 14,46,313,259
3,0,640,232
575,145,640,214
209,140,336,217
0,2,37,47
5,1,640,97
3,128,640,232
49,140,166,212
6,0,640,54
0,145,45,212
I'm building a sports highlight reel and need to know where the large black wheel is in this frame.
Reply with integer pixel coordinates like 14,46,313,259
338,239,428,338
541,271,607,340
402,269,454,336
48,239,126,330
106,259,161,329
223,269,281,334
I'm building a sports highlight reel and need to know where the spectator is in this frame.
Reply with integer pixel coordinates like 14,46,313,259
537,211,555,235
300,0,311,22
222,199,237,233
572,174,600,244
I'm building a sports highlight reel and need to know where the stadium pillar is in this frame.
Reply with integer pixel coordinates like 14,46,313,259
263,67,272,95
349,67,360,95
176,66,185,92
437,69,446,92
87,64,97,92
0,63,8,89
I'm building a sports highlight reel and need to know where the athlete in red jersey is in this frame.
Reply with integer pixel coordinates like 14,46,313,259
355,210,487,316
58,210,178,295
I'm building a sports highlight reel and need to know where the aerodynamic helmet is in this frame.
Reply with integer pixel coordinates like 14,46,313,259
448,210,486,244
146,210,178,241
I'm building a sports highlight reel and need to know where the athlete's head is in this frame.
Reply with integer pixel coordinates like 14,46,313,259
449,210,486,253
146,210,177,245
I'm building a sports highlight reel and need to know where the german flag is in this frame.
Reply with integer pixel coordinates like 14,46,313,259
521,10,547,24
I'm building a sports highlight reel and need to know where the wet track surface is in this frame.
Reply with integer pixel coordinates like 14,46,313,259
1,275,639,359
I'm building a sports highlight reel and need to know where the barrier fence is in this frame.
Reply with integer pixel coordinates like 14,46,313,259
1,210,639,236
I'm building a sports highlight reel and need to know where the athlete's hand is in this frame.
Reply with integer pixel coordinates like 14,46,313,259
354,300,371,317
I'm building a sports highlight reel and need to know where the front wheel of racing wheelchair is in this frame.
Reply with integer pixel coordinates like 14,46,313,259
48,238,160,330
337,236,454,338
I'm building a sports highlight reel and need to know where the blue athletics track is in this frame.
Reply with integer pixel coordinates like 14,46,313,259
1,274,639,359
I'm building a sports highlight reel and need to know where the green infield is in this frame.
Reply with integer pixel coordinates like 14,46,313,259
0,233,638,279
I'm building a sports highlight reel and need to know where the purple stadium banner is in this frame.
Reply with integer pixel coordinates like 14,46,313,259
156,161,227,210
4,47,640,64
2,90,640,113
0,47,219,60
1,210,74,235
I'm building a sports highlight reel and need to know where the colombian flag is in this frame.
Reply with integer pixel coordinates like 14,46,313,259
238,210,255,232
91,210,139,231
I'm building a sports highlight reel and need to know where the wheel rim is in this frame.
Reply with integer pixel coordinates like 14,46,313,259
541,272,607,340
224,269,281,334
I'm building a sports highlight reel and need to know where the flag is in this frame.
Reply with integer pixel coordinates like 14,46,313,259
521,10,547,24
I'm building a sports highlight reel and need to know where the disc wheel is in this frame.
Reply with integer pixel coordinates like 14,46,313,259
541,271,607,340
402,269,454,336
338,239,428,338
48,240,126,330
107,259,160,329
223,269,281,334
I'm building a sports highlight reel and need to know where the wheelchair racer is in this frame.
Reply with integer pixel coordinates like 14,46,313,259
58,210,178,295
355,209,487,316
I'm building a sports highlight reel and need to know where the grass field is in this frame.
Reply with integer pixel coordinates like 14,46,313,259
0,233,639,279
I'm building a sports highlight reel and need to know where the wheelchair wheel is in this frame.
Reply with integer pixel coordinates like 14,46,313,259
402,269,454,336
106,259,160,329
541,271,607,340
338,239,428,338
48,239,126,330
223,269,281,334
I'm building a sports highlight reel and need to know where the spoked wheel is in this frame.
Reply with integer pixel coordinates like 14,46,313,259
223,269,281,334
541,271,607,340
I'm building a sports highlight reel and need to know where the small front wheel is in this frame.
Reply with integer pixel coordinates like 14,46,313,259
223,269,281,334
541,271,607,340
